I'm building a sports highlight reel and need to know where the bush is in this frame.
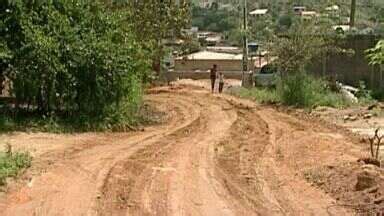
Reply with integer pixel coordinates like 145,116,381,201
356,81,374,104
278,73,348,108
229,87,280,104
0,145,32,186
231,74,349,109
1,0,150,128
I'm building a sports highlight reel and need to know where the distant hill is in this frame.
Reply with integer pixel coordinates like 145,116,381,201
193,0,383,33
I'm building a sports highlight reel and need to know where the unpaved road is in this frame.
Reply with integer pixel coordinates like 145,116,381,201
0,83,365,215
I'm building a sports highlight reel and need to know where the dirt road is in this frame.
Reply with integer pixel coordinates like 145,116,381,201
0,83,364,215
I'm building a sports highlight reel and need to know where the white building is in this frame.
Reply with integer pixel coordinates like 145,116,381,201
199,0,214,8
249,9,268,16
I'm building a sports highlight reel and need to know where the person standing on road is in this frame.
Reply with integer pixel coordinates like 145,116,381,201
218,72,225,93
210,64,218,93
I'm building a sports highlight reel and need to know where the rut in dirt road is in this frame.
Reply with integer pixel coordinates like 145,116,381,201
1,85,358,215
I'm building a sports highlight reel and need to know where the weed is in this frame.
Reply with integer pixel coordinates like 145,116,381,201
356,81,375,105
278,73,349,108
228,87,280,104
230,74,349,109
0,102,163,133
0,145,32,186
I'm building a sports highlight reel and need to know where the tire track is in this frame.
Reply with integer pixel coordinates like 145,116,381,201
1,85,361,216
0,94,201,216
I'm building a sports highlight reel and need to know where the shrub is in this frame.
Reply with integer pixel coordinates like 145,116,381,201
356,81,374,104
0,145,32,186
1,0,150,126
229,87,280,104
278,73,348,108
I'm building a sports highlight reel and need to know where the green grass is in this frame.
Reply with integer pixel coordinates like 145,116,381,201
229,87,280,104
0,146,32,186
230,74,355,109
0,102,165,134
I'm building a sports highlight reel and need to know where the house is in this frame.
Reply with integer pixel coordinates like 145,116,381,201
333,25,351,33
198,0,214,8
299,11,318,20
206,46,241,54
167,50,269,85
249,9,268,16
205,35,222,46
325,5,340,12
197,32,222,46
293,6,306,15
183,27,199,36
173,50,258,73
325,5,340,17
219,4,235,11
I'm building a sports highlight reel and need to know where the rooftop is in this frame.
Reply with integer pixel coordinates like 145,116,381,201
325,5,340,11
177,51,244,60
300,11,317,16
249,9,268,15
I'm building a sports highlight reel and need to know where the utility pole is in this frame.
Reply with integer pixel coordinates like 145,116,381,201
350,0,356,28
242,0,248,86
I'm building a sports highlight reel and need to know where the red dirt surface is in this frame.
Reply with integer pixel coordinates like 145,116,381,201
0,80,378,215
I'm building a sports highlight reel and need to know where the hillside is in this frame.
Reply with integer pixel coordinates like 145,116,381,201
192,0,384,37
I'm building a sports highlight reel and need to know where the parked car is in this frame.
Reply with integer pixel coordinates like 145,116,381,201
254,64,277,87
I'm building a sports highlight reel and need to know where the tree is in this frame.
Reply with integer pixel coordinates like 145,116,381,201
270,21,337,76
106,0,191,75
1,0,150,123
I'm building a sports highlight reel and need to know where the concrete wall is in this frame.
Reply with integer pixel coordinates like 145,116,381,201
175,59,255,72
311,35,383,90
166,71,254,87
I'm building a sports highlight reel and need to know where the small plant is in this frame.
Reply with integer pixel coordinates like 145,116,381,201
278,73,348,108
0,145,32,186
228,87,280,104
368,128,382,162
356,81,374,104
5,143,12,156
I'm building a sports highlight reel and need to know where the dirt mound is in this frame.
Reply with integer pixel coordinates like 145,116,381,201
305,162,384,214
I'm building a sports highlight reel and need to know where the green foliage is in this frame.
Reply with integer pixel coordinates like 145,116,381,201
229,87,280,104
191,6,237,32
180,38,201,54
231,74,349,108
367,40,384,66
270,21,338,75
278,73,348,108
105,0,190,74
356,81,374,104
0,146,32,186
277,14,294,31
1,0,151,128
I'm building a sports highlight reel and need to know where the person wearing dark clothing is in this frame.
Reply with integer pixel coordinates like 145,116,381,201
218,72,225,93
210,64,217,93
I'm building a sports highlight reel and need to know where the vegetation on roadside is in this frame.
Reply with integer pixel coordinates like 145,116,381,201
233,21,350,108
231,74,351,108
367,40,384,66
231,72,378,109
0,102,165,133
0,144,32,186
0,0,188,132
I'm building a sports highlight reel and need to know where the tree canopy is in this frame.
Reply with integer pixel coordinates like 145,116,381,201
0,0,150,123
367,40,384,66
